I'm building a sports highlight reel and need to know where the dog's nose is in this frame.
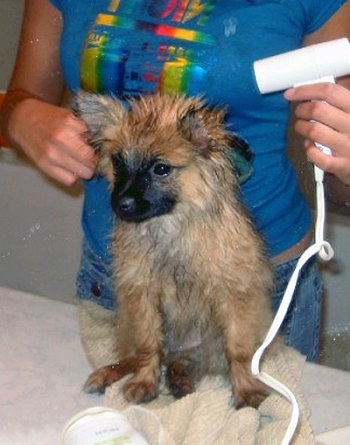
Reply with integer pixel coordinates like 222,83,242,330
118,196,136,214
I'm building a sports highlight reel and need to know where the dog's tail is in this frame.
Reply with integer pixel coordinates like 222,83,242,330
83,356,137,394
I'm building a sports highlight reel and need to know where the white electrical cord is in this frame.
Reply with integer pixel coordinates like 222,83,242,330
251,163,334,444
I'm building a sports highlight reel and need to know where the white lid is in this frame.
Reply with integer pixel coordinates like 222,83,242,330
62,407,149,445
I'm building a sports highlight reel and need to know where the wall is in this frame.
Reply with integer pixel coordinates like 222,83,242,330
322,213,350,331
0,0,24,85
0,151,83,303
1,1,350,331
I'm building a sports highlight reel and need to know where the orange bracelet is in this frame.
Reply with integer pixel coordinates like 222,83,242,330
0,88,43,148
0,91,10,147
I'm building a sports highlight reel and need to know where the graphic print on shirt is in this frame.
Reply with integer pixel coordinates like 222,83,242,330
80,0,217,96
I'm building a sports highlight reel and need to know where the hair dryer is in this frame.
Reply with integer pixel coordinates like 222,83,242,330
254,38,350,156
254,38,350,94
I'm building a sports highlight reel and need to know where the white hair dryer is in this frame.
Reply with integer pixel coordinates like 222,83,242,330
254,38,350,156
254,38,350,94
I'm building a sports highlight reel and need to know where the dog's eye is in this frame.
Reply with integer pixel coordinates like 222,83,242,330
153,162,171,177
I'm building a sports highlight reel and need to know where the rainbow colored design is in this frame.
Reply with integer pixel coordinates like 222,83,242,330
81,13,214,96
96,14,215,45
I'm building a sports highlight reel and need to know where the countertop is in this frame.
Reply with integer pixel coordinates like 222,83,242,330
1,285,350,444
0,286,102,444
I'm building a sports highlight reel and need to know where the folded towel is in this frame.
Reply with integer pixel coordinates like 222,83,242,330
105,346,314,444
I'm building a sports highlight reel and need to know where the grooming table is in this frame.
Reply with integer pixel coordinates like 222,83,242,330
0,286,350,444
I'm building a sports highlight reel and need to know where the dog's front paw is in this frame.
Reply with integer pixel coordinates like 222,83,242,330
234,378,270,409
123,378,159,404
83,367,112,394
166,357,195,398
84,357,137,394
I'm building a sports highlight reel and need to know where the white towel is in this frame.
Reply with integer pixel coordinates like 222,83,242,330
105,346,314,444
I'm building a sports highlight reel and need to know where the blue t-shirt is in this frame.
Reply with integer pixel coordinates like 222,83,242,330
51,0,345,259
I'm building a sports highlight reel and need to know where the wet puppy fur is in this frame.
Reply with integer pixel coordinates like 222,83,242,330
72,92,275,409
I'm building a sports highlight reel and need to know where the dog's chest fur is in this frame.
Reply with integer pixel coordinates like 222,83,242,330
114,213,215,330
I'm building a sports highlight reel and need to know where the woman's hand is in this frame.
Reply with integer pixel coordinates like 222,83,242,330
7,98,98,186
284,82,350,186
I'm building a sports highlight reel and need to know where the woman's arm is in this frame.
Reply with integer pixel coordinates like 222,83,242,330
0,0,97,186
285,1,350,204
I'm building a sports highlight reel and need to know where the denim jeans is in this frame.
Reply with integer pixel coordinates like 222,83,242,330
76,239,323,362
76,240,116,311
272,255,323,362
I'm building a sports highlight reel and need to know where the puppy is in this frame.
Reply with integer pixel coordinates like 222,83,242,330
72,93,274,409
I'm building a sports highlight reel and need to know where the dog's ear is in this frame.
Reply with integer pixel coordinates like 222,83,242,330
177,104,211,150
227,135,254,184
177,102,227,153
178,100,254,184
71,91,126,149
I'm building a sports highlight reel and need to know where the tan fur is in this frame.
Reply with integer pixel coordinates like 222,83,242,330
79,300,120,369
74,93,275,408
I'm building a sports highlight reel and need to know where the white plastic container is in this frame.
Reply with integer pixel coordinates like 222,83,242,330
62,406,150,445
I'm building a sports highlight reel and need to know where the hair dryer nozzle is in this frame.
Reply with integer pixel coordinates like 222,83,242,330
254,38,350,94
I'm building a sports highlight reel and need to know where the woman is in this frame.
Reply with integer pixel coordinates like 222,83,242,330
1,0,350,367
